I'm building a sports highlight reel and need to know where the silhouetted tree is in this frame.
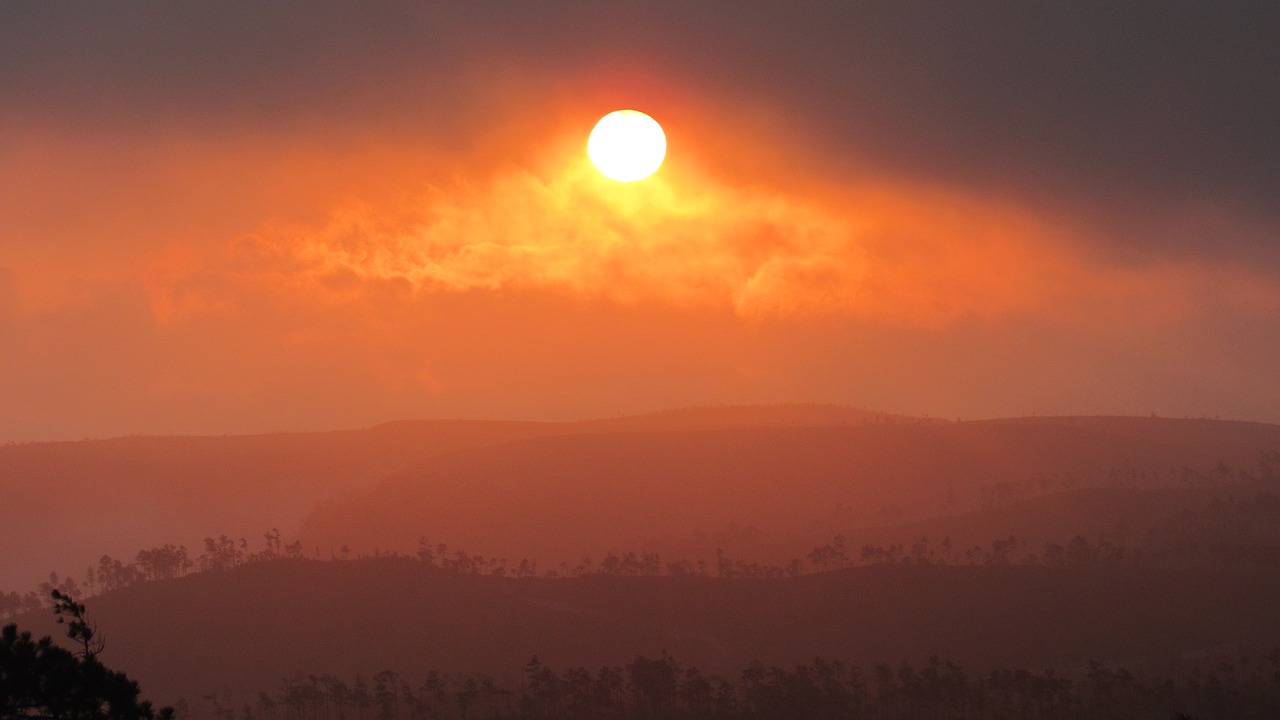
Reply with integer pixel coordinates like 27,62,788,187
351,676,372,720
51,589,103,659
135,545,191,582
0,593,172,720
416,538,435,566
256,691,279,720
715,549,732,578
626,653,679,718
373,671,400,720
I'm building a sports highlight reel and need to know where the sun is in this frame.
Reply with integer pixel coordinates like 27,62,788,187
587,110,667,182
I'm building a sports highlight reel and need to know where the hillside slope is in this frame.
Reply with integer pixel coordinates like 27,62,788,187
16,558,1280,707
299,418,1280,565
0,420,558,589
0,405,905,590
7,412,1278,592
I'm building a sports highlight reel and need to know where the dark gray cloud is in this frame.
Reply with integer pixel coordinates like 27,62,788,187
4,1,1277,260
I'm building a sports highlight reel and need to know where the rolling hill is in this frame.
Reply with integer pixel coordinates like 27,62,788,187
0,404,900,590
13,557,1280,708
7,409,1278,593
298,417,1280,568
0,420,558,590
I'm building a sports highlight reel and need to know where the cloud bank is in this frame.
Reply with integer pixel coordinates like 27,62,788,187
2,1,1278,440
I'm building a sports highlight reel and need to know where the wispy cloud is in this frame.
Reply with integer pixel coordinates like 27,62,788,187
224,152,1280,328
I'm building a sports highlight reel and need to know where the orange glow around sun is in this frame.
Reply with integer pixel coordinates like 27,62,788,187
8,95,1279,337
2,83,1280,444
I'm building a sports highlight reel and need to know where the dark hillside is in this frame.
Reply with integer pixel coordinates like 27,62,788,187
17,558,1280,707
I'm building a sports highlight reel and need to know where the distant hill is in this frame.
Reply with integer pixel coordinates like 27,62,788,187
571,404,915,432
0,405,895,590
298,418,1280,567
5,409,1278,593
15,557,1280,708
0,420,558,590
644,485,1226,569
976,415,1280,465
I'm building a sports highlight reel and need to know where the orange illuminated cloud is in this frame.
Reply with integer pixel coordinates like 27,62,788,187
6,107,1276,334
223,122,1279,328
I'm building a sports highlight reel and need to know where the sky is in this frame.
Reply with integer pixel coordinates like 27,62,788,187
2,1,1278,441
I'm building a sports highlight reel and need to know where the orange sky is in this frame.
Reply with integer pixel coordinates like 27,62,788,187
2,2,1278,440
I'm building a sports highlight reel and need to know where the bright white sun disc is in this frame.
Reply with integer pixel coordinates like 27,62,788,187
587,109,666,182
